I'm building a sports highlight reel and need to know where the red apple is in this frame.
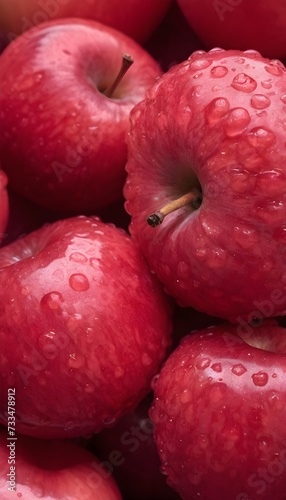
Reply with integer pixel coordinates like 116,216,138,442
0,19,161,213
150,321,286,499
0,0,172,44
144,0,204,72
0,216,172,439
124,48,286,323
177,0,286,61
90,392,180,500
0,427,122,499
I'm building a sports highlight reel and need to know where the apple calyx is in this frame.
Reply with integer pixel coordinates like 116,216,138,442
147,189,202,227
103,53,134,98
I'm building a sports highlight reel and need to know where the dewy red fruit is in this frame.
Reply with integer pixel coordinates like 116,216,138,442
124,48,286,322
150,321,286,499
0,19,161,213
0,428,122,499
0,216,172,439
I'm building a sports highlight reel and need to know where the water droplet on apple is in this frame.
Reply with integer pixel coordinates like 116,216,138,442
272,373,277,378
89,257,101,269
21,285,32,296
84,383,95,393
32,485,44,498
250,94,271,109
160,464,168,476
256,110,268,118
68,353,84,369
103,416,116,426
196,357,211,370
211,362,222,373
141,353,153,366
223,108,251,137
69,273,90,291
197,434,209,449
52,268,65,282
69,252,88,264
205,97,230,126
211,85,223,93
234,57,245,64
209,47,224,54
231,73,257,92
231,364,247,376
246,127,276,148
74,232,90,238
180,388,192,404
209,382,227,401
40,291,64,311
265,63,283,76
210,66,228,78
261,79,272,89
193,72,203,79
281,94,286,104
252,371,269,386
189,58,212,71
259,436,270,448
151,374,160,390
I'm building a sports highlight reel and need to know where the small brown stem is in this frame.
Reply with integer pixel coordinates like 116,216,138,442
147,190,201,227
103,54,134,98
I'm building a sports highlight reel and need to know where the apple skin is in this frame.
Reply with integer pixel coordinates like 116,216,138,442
0,216,172,439
124,48,286,323
177,0,286,61
150,321,286,499
90,392,181,500
0,19,161,213
0,0,172,44
0,428,122,499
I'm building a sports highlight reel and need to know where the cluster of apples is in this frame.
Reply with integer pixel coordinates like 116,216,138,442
1,0,286,499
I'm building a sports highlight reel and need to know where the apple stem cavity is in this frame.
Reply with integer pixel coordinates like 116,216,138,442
103,54,134,98
147,189,202,227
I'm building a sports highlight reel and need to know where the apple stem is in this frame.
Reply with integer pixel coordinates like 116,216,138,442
103,54,134,98
147,190,202,227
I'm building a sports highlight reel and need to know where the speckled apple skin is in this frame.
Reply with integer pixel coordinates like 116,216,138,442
150,322,286,499
0,216,172,439
124,48,286,322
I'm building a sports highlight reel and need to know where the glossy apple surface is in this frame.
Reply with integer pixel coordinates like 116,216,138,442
150,321,286,499
0,216,172,439
0,0,172,44
0,19,161,213
177,0,286,61
0,428,122,499
124,48,286,322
